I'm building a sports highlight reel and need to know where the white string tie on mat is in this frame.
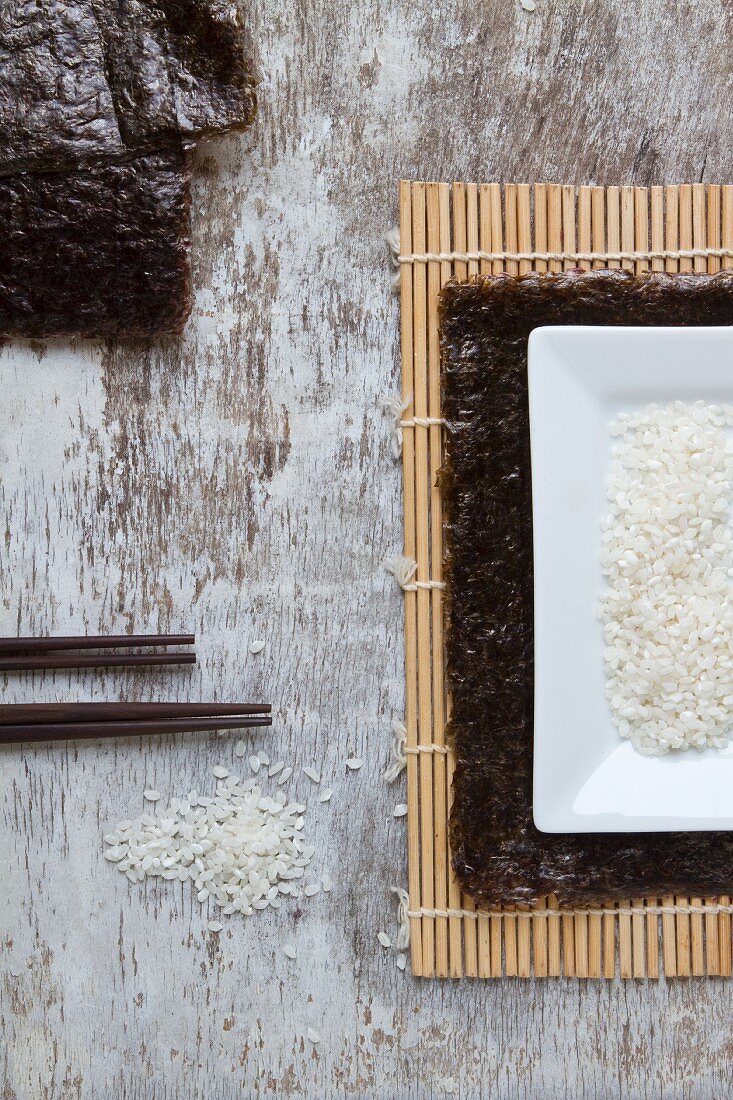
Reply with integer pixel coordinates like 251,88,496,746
397,246,733,266
386,226,401,293
407,902,733,920
385,719,451,782
391,886,411,949
380,394,446,459
384,555,446,592
380,394,411,458
385,719,408,782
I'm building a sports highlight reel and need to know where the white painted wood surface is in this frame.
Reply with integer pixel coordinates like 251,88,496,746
3,0,733,1096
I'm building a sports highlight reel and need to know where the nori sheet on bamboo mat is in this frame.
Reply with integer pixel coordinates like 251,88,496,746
441,269,733,907
0,0,256,338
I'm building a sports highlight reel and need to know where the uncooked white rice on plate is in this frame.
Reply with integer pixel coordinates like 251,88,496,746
601,400,733,755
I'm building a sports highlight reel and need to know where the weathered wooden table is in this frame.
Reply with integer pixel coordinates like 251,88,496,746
2,1,733,1096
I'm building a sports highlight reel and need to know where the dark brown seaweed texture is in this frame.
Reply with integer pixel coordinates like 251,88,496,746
0,151,191,340
441,269,733,907
0,0,257,175
0,0,256,339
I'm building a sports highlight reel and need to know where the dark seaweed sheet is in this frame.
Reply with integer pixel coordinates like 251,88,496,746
0,0,256,339
0,0,257,176
92,0,257,153
441,269,733,907
0,150,191,339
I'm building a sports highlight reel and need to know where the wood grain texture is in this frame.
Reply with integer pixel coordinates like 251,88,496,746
2,0,733,1096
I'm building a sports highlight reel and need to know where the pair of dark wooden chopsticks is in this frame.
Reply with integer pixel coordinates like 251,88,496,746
0,634,195,672
0,702,272,744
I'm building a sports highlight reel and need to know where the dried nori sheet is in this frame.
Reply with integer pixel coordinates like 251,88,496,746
0,0,257,175
0,0,256,339
91,0,257,154
441,269,733,907
0,150,191,340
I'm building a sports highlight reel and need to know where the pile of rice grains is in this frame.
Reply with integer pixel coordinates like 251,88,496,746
104,751,333,921
602,401,733,755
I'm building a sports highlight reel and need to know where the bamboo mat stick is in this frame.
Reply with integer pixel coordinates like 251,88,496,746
691,186,708,980
693,183,707,274
632,897,647,979
452,182,478,978
439,184,456,971
466,183,483,975
554,184,575,976
646,213,663,1011
718,187,733,978
547,184,562,274
549,182,572,976
426,183,448,977
505,184,519,276
517,184,532,275
676,185,694,978
547,893,562,977
476,182,494,978
704,195,722,978
489,183,503,276
650,187,664,273
606,187,621,269
534,184,548,273
527,170,548,980
707,184,721,273
488,180,505,978
614,187,635,978
515,182,535,981
591,186,606,269
577,186,591,272
634,187,648,274
561,185,576,272
411,182,437,977
646,902,659,979
567,180,589,981
630,186,650,981
399,180,423,976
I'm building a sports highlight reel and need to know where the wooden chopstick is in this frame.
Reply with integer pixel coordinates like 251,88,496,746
0,715,271,744
0,702,271,723
0,634,195,655
0,653,196,672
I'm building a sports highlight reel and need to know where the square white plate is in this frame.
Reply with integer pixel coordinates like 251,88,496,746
529,325,733,833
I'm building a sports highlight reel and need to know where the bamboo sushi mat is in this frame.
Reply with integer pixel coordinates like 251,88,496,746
397,180,733,979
